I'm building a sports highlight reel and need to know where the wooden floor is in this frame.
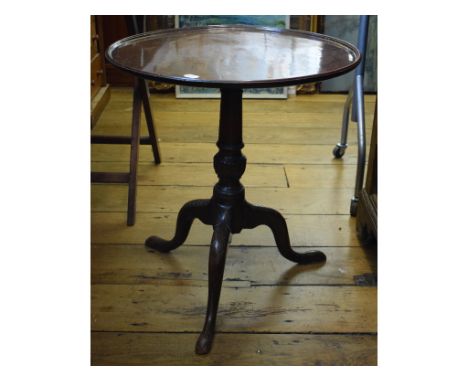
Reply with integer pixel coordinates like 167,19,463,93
91,88,377,366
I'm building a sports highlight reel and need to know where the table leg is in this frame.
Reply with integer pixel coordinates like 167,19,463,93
127,82,142,226
145,199,212,252
195,213,230,354
138,78,162,164
242,202,326,264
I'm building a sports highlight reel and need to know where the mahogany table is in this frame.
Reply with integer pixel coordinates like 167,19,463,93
106,25,361,355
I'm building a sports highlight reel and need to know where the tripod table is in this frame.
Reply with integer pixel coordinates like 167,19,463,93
106,25,361,354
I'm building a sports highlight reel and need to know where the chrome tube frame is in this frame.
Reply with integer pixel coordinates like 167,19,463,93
353,74,366,204
333,15,370,215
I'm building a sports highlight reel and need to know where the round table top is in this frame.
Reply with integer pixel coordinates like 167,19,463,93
106,25,361,89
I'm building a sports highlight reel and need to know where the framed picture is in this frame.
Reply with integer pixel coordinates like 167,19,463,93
175,15,290,99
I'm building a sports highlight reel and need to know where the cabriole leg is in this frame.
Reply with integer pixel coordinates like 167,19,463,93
195,219,231,355
242,202,326,264
145,199,212,253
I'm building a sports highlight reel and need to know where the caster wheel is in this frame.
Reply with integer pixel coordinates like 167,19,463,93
350,198,358,216
333,145,345,159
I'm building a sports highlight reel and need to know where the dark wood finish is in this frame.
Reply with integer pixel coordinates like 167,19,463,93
95,16,108,85
100,16,176,87
356,102,377,242
91,172,129,183
107,25,360,354
139,78,161,163
126,82,142,226
316,16,325,34
90,136,153,145
106,25,361,89
145,89,326,354
100,15,134,86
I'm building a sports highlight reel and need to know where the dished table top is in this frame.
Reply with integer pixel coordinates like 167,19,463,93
106,25,361,89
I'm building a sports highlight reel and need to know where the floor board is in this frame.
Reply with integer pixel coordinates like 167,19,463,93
91,244,376,286
92,142,363,164
91,162,288,188
91,332,377,366
92,284,376,333
91,185,355,214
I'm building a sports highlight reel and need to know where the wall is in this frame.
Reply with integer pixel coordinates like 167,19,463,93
321,15,377,93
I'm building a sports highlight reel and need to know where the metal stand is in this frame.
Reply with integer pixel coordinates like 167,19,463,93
332,16,369,216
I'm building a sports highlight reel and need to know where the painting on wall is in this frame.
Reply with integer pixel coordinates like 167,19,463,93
175,15,290,99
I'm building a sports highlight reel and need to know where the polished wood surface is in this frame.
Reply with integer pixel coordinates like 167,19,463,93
91,91,377,365
106,25,361,88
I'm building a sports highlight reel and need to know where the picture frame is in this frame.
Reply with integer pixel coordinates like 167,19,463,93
175,15,290,99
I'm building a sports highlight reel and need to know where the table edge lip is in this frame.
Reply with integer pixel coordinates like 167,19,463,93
105,24,362,89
